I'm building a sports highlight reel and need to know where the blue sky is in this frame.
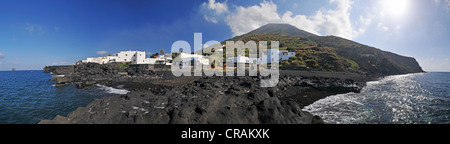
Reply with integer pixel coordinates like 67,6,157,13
0,0,449,71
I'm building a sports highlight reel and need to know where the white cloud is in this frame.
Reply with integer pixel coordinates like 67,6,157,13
435,0,450,10
96,51,108,55
357,16,372,35
203,0,229,15
204,15,218,24
25,24,46,34
0,51,5,58
226,1,282,36
202,0,229,24
54,26,60,31
0,61,3,65
224,0,371,39
377,22,389,31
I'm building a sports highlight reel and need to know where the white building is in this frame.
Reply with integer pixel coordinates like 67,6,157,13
248,54,259,64
228,55,249,64
114,51,146,64
260,49,295,64
164,54,173,65
107,56,118,63
280,50,296,60
82,57,109,64
173,53,210,67
83,50,147,64
141,54,172,65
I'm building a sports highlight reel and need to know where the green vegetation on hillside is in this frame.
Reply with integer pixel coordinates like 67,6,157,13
199,23,423,75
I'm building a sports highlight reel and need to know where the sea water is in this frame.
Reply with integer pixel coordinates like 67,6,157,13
0,70,128,124
303,72,450,124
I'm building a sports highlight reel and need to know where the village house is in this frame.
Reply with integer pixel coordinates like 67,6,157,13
260,49,295,64
83,50,149,64
80,49,294,66
173,53,210,68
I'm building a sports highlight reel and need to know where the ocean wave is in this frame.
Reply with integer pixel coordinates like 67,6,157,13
95,84,129,95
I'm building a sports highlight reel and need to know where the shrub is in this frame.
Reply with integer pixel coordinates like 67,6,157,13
120,62,129,69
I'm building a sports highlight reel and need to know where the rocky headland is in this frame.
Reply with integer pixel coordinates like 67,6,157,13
39,63,368,124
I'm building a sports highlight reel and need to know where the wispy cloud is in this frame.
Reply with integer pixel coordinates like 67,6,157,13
204,15,218,24
25,23,47,34
54,26,60,31
96,51,108,55
52,61,68,65
202,0,228,24
378,22,389,31
0,51,6,58
435,0,450,10
203,0,229,15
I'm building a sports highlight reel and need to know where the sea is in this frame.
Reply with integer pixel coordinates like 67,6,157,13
0,70,128,124
304,72,450,124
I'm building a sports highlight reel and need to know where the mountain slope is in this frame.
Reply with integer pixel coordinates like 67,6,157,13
207,23,423,75
307,36,424,75
245,23,318,37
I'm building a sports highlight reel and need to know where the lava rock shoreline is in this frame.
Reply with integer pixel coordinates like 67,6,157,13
39,63,368,124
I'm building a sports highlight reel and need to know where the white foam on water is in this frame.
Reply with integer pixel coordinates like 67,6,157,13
302,92,366,124
95,84,129,95
52,75,65,78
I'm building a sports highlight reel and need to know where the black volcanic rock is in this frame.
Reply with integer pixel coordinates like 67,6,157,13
39,69,368,124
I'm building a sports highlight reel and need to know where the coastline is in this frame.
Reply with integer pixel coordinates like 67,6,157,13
39,63,378,124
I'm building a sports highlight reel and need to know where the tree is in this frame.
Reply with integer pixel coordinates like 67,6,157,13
151,53,160,58
172,52,180,59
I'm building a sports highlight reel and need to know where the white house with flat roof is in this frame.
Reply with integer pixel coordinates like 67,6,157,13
260,49,295,64
83,57,109,64
173,53,210,68
114,51,146,64
228,55,249,64
83,50,147,64
280,50,295,60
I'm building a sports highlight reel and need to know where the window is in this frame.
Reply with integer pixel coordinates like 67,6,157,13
126,54,127,56
140,54,141,56
124,59,126,61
